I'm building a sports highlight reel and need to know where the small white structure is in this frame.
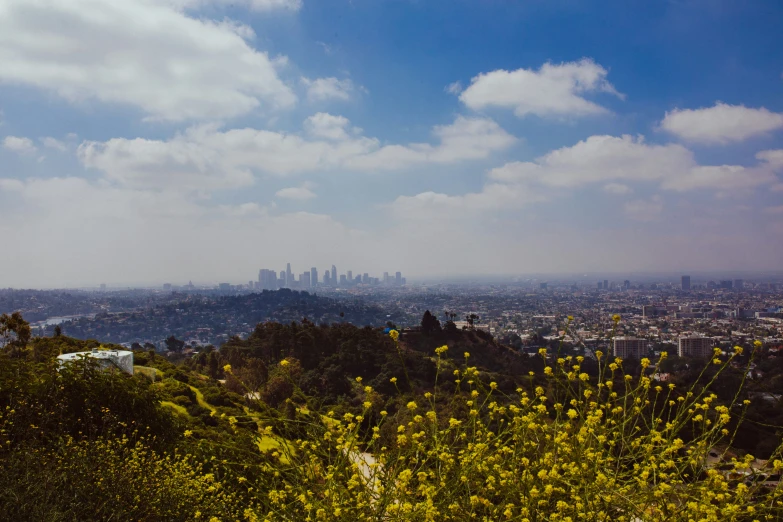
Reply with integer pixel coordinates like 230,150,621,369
57,348,134,375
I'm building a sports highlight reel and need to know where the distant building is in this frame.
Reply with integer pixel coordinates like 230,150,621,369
310,267,318,286
218,283,231,292
301,271,311,288
623,280,630,290
643,305,667,318
733,279,744,290
57,349,134,375
100,283,106,292
678,336,713,358
597,282,602,290
339,274,347,285
720,280,733,289
603,279,609,290
163,283,172,291
396,272,402,286
539,282,548,290
613,337,648,359
346,270,352,283
681,275,691,291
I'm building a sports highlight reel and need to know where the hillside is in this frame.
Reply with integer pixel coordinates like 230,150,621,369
2,313,782,520
55,289,407,347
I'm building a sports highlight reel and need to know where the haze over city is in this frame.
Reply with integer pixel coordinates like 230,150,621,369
1,0,783,288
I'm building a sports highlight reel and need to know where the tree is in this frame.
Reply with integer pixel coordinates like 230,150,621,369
465,313,479,331
165,335,185,353
420,310,441,335
53,324,62,337
0,312,31,355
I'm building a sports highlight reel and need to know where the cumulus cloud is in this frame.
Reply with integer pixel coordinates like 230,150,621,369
303,113,352,140
77,115,515,189
660,103,783,145
40,137,68,152
301,77,359,102
0,0,296,121
488,134,780,193
459,59,623,118
390,134,783,222
276,183,316,200
3,136,37,154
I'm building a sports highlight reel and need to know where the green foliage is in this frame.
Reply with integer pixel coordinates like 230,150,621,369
0,435,253,522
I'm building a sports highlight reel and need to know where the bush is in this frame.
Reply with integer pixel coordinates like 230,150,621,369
0,436,252,521
241,343,783,521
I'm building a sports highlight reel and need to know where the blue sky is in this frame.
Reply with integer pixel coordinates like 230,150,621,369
1,0,782,287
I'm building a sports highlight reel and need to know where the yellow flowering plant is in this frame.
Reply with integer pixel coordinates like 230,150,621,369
239,322,783,521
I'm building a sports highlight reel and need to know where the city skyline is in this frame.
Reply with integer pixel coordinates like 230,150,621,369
0,1,782,288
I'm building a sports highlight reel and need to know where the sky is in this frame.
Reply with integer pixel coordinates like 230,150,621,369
1,0,782,288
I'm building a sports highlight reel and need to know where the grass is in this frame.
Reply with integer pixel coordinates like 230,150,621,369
161,400,189,417
134,365,163,381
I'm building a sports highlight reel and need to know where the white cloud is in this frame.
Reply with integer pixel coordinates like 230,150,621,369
345,116,516,171
623,196,663,222
301,77,358,102
40,137,68,152
390,134,783,223
660,103,783,144
175,0,302,11
303,113,351,140
0,0,296,121
487,134,781,193
276,182,316,200
77,115,515,189
459,59,623,118
3,136,37,154
603,183,633,195
445,81,463,95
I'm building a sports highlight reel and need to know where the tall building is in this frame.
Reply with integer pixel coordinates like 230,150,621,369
603,279,609,290
678,336,713,358
681,275,691,291
339,274,347,285
323,271,331,285
301,271,310,288
346,270,352,283
310,267,318,286
383,272,389,285
720,280,733,289
623,280,630,290
396,272,402,286
734,279,743,290
613,337,648,359
597,282,602,290
286,263,292,288
331,265,337,285
258,269,278,290
362,273,369,284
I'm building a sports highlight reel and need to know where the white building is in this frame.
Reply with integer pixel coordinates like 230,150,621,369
613,337,648,359
57,348,134,375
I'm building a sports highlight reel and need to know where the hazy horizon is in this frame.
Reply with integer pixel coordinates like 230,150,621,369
1,0,782,288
